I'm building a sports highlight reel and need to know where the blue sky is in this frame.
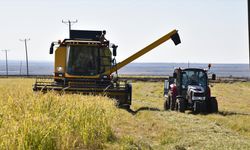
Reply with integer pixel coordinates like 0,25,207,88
0,0,248,63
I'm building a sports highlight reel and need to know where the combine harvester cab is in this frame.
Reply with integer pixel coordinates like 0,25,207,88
33,29,181,108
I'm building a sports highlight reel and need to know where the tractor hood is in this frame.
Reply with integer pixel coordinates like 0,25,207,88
187,85,206,101
187,85,205,94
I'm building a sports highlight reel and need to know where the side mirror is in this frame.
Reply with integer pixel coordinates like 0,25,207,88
49,42,55,54
173,72,177,78
212,74,216,80
112,44,117,56
164,80,169,95
164,80,169,90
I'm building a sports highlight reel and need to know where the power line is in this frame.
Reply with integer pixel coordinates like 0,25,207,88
19,38,30,76
62,19,78,38
1,50,10,76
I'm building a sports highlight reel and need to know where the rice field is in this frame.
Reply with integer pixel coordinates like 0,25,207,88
0,78,250,149
0,78,117,149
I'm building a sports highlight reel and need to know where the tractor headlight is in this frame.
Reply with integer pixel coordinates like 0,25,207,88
192,92,206,101
56,66,64,73
192,96,206,101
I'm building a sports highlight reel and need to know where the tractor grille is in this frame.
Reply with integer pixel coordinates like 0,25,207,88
193,92,205,97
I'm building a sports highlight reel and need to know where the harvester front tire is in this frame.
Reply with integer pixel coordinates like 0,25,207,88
120,104,130,110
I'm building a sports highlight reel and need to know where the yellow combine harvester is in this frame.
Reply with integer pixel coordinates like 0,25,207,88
33,29,181,108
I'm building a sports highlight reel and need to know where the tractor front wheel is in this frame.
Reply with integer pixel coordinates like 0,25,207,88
193,101,207,113
176,98,185,113
209,97,218,113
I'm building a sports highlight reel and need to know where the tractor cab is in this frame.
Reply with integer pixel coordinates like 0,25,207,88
164,67,218,113
177,68,208,97
181,69,207,87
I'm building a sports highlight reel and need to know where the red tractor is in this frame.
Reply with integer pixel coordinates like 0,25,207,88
164,68,218,113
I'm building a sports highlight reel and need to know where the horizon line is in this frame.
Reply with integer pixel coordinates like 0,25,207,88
0,60,249,65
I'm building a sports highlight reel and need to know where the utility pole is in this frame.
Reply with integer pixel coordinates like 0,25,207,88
19,61,22,75
62,19,78,38
1,50,10,76
248,0,250,69
20,38,30,76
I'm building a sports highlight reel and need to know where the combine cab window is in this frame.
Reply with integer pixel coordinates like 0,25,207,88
181,70,207,89
67,45,99,76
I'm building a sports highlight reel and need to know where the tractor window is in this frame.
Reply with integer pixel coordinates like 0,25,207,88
182,72,189,86
181,70,207,89
67,45,99,76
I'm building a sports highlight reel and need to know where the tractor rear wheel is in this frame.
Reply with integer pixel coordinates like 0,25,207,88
176,98,185,113
209,97,218,113
164,96,170,110
170,94,176,111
